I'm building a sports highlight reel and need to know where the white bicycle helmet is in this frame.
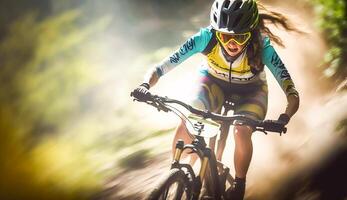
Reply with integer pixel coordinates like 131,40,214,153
210,0,259,34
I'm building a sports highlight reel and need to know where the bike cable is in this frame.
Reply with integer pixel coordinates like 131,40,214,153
165,104,196,140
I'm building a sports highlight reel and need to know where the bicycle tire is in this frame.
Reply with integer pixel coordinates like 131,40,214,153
147,168,191,200
216,161,234,199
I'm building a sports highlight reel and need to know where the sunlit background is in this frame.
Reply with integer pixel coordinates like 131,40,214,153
0,0,346,200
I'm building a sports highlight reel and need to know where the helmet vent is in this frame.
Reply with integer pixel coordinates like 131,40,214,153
224,0,230,9
234,1,242,10
222,12,228,27
210,0,259,32
244,14,252,25
232,15,242,28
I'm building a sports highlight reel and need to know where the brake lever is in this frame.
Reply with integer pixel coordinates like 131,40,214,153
279,127,287,136
156,101,170,112
283,127,287,134
256,127,268,135
133,97,151,103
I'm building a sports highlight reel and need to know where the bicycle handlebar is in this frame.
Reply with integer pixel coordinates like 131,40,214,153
131,92,287,135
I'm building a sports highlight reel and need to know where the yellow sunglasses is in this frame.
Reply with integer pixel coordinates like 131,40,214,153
216,31,251,46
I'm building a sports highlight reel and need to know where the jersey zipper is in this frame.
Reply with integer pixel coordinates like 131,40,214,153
229,62,232,85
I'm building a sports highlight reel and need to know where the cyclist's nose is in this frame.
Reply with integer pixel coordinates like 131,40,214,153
227,40,238,48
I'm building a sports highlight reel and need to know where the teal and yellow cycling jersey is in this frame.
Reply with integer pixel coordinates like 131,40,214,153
155,26,298,97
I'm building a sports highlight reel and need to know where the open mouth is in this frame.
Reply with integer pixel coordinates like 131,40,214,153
228,47,239,53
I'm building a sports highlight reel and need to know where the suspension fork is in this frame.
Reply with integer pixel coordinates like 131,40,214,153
198,157,209,182
171,139,184,168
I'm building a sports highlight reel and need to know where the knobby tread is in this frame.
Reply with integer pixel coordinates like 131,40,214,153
147,168,191,200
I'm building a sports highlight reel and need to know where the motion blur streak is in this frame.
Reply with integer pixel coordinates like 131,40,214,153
0,0,346,200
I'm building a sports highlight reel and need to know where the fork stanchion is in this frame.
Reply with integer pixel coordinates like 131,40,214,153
199,157,210,182
171,140,184,168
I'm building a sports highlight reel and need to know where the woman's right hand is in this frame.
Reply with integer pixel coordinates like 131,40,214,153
131,83,151,101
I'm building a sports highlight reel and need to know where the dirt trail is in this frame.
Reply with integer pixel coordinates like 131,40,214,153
95,153,170,200
96,1,340,200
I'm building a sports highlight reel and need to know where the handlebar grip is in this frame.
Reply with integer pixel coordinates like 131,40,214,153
262,120,286,134
131,90,153,102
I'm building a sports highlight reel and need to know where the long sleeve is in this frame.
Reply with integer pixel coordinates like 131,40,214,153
262,37,299,97
155,27,213,77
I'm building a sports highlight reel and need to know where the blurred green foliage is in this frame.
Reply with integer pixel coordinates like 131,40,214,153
312,0,347,81
1,11,92,136
0,9,112,200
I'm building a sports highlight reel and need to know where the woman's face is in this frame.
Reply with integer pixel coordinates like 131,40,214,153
216,31,251,57
223,40,246,57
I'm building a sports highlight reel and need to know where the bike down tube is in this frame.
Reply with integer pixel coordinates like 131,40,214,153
204,148,222,199
199,157,209,182
182,144,221,198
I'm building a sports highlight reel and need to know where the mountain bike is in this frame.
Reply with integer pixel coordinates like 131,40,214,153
130,92,286,200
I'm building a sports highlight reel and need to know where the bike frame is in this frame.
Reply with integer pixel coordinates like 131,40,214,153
171,135,225,199
130,93,286,200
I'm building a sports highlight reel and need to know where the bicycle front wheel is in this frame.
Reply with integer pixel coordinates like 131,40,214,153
147,168,191,200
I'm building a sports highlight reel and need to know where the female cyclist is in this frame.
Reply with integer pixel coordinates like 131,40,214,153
132,0,300,199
